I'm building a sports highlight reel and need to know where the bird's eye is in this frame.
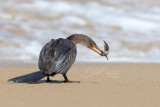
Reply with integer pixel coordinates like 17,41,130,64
89,43,93,46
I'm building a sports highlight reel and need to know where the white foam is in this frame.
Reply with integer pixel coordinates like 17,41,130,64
0,0,160,63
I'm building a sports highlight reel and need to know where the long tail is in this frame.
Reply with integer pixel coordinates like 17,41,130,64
8,71,45,83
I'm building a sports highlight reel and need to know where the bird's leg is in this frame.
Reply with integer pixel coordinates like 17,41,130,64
63,73,80,83
63,73,69,82
46,76,51,82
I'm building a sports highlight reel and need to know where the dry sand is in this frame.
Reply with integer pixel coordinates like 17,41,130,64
0,63,160,107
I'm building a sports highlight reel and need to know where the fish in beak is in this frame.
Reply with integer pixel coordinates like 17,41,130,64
88,40,109,60
101,40,109,60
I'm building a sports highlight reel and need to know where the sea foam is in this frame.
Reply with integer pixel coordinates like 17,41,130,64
0,0,160,63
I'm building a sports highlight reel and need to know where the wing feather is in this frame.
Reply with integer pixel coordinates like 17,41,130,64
49,46,76,74
38,38,77,75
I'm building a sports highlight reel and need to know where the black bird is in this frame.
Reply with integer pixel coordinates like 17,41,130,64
8,34,109,83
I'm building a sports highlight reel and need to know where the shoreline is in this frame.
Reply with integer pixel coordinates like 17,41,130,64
0,59,160,67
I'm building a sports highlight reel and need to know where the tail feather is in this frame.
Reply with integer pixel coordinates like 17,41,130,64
8,71,45,83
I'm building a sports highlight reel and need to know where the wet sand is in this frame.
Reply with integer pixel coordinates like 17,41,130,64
0,63,160,107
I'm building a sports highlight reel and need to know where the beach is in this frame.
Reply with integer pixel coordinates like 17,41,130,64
0,0,160,107
0,63,160,107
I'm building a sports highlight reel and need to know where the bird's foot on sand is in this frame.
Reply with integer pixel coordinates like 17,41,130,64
46,79,52,82
46,77,52,82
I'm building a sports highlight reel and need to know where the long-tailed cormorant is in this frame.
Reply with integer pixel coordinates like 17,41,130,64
8,34,109,83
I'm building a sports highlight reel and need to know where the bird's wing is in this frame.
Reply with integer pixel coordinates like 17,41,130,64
38,39,56,72
38,38,77,75
49,45,77,74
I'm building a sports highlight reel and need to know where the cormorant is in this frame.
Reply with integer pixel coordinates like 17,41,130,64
8,34,109,83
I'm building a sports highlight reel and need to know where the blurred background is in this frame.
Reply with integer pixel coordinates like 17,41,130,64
0,0,160,63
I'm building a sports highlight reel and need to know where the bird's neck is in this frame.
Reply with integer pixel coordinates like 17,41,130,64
67,34,86,45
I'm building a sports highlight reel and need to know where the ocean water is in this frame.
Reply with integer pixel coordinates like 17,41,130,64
0,0,160,63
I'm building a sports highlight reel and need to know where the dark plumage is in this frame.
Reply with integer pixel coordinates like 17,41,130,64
38,38,77,82
8,34,106,83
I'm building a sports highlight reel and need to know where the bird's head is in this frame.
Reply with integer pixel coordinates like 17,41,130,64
86,40,102,55
67,34,102,55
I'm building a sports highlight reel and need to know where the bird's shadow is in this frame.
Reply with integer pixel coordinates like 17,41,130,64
34,80,81,84
33,80,98,84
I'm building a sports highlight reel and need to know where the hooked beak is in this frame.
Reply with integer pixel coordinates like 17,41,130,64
88,45,102,55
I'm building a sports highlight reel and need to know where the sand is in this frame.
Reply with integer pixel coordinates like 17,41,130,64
0,63,160,107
